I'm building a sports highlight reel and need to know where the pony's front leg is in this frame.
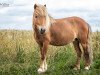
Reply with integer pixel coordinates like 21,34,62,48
38,41,49,73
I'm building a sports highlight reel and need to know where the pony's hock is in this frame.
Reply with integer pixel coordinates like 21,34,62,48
33,4,93,73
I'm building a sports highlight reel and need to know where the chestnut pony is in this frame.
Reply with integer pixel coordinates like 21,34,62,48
33,4,92,73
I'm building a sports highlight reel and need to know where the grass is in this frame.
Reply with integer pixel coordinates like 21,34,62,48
0,30,100,75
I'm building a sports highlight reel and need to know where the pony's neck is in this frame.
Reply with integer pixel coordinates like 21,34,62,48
45,14,51,32
48,15,55,25
44,14,55,33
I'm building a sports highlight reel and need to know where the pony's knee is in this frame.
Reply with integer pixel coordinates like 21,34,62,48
41,56,45,60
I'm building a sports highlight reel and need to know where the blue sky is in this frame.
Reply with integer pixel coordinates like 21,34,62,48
0,0,100,31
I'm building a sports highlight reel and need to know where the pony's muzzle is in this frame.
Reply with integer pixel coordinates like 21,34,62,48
40,28,46,34
38,26,46,34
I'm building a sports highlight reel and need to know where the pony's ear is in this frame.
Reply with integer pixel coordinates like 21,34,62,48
44,4,46,7
34,4,37,9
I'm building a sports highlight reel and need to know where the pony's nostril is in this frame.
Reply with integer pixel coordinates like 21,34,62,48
40,28,45,34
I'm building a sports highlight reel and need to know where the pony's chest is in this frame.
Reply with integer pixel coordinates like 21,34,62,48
34,33,45,43
37,36,45,42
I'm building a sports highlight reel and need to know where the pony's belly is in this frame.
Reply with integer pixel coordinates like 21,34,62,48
50,38,74,46
50,42,70,46
50,31,76,46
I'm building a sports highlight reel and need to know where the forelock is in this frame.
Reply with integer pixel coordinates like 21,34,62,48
34,4,47,16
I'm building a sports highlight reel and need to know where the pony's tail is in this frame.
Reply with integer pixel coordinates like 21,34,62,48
87,24,93,65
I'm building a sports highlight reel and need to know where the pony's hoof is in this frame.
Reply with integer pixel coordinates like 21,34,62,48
84,66,90,70
73,66,80,70
38,68,47,74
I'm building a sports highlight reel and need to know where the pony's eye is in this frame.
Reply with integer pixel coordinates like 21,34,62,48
35,16,38,18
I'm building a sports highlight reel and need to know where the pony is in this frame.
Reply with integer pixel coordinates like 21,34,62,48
32,4,93,73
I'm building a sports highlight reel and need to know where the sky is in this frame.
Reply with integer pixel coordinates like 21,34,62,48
0,0,100,31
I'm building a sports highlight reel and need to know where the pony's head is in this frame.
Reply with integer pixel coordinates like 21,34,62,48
33,4,50,34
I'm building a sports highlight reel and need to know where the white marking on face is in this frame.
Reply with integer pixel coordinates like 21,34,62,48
37,16,50,33
38,25,46,30
36,14,50,34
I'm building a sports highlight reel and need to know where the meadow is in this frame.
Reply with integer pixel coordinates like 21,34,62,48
0,30,100,75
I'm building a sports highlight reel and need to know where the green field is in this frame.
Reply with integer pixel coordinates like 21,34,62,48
0,30,100,75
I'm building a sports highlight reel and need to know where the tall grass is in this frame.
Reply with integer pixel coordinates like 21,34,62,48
0,30,100,75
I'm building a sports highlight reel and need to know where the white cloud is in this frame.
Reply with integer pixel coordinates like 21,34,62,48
13,0,33,6
0,0,13,4
14,16,27,22
91,26,100,32
0,7,9,14
0,0,100,31
45,0,100,10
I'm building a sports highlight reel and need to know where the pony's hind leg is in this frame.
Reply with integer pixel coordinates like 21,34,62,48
81,42,91,70
73,39,82,70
